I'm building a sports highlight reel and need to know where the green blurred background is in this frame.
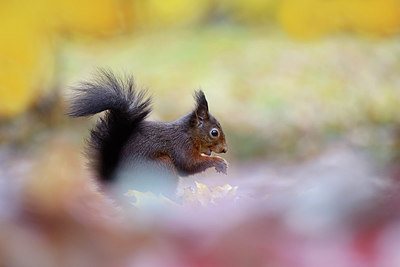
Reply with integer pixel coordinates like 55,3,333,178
1,0,400,173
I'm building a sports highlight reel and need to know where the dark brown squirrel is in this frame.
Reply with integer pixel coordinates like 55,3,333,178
68,69,228,185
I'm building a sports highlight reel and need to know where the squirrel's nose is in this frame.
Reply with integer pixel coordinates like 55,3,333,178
221,148,227,153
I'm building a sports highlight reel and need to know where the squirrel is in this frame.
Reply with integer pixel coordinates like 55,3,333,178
68,70,228,189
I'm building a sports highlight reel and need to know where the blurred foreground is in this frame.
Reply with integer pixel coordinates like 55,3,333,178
1,137,400,266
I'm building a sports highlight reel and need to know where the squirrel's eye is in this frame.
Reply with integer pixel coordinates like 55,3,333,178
210,129,219,137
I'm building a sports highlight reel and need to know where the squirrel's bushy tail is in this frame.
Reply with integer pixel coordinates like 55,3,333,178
68,69,151,182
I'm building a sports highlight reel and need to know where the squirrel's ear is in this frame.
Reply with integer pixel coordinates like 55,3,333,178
191,90,209,127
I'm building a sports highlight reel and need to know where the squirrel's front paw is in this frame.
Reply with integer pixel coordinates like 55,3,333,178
214,158,228,175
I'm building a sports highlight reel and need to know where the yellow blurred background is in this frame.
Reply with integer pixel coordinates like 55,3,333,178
1,0,400,164
2,0,400,117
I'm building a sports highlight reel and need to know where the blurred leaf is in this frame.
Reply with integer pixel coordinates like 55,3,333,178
0,1,54,117
26,137,86,214
51,0,133,37
183,182,238,207
345,0,400,35
222,0,280,23
279,0,400,38
131,0,210,30
0,0,134,118
125,190,178,208
125,182,238,209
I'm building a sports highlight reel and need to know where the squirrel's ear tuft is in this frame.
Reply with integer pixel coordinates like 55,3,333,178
191,90,209,127
195,90,208,110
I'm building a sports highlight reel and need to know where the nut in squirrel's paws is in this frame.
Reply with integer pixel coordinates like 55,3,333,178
215,158,228,175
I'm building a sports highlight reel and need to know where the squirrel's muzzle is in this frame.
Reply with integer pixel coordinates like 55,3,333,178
218,144,227,154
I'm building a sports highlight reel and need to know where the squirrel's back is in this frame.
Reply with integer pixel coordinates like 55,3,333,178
68,69,152,182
